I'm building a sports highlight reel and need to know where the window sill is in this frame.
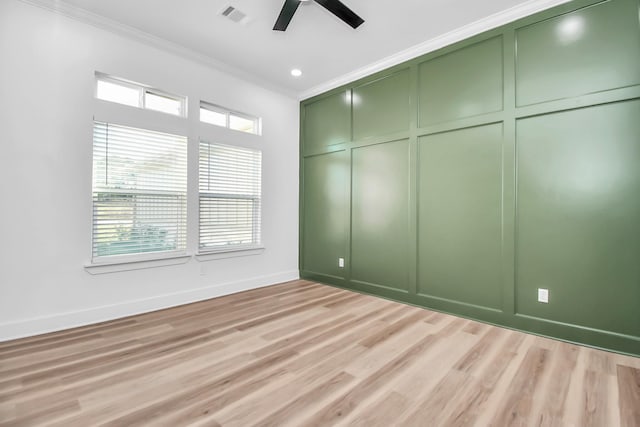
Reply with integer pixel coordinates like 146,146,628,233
196,246,265,262
85,253,191,275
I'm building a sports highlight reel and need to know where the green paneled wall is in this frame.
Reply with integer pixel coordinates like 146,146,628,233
516,100,640,337
515,0,640,106
418,36,503,126
353,70,411,140
351,139,410,291
304,92,351,154
418,124,503,310
300,0,640,356
302,151,347,279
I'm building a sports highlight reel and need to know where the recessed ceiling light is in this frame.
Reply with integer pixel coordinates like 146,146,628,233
291,69,302,77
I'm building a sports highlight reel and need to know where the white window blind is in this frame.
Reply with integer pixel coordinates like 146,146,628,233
199,142,262,251
92,122,187,260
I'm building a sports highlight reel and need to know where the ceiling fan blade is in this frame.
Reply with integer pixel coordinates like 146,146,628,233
314,0,364,29
273,0,302,31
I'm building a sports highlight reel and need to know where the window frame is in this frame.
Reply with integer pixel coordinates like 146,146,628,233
198,141,263,254
88,72,266,272
95,73,187,118
90,121,189,265
199,101,261,135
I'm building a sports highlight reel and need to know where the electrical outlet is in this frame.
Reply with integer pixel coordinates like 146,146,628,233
538,288,549,303
338,258,345,268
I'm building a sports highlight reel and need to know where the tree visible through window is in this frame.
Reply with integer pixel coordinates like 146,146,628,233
92,122,188,259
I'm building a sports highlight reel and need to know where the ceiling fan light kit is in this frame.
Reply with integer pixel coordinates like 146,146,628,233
273,0,364,31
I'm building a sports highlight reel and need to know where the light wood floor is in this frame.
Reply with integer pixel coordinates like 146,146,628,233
0,280,638,427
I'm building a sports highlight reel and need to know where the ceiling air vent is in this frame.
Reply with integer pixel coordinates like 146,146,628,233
220,5,250,24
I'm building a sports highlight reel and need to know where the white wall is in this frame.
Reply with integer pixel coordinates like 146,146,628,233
0,0,300,341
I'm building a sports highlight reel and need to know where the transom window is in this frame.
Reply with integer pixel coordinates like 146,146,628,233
96,73,186,117
200,101,261,135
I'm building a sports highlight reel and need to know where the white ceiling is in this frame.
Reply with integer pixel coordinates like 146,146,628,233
31,0,569,98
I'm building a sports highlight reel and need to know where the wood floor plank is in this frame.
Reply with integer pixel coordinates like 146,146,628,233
454,326,504,374
301,334,438,425
403,369,475,426
259,308,342,341
100,349,299,427
2,399,80,427
145,365,293,427
4,335,233,413
442,332,526,427
0,280,637,427
489,346,549,426
581,369,609,427
344,321,435,380
358,310,430,349
388,326,480,426
617,365,640,427
533,343,580,427
219,370,356,427
224,319,390,427
345,391,411,427
49,353,258,426
251,313,355,357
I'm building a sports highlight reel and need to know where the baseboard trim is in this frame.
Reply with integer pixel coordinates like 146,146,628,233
0,270,299,342
308,274,640,357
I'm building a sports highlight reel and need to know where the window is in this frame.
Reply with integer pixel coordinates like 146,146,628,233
200,103,227,127
92,122,188,260
144,91,183,116
229,112,258,133
95,73,186,117
96,79,139,108
200,101,261,135
199,142,262,252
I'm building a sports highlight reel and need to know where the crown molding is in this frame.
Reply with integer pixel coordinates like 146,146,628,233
298,0,573,100
16,0,298,99
17,0,573,101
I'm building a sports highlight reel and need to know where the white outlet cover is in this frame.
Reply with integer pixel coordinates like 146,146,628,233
338,258,345,268
538,288,549,303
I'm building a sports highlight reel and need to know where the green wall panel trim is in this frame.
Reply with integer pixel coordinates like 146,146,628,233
302,275,640,357
515,0,640,106
299,0,640,356
314,274,414,304
418,36,504,126
515,99,640,338
301,151,348,277
304,91,351,153
511,314,640,357
301,271,349,287
417,124,504,310
514,85,640,120
351,139,410,291
352,69,411,141
350,279,410,296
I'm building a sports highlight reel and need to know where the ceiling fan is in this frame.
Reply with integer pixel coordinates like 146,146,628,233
273,0,364,31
